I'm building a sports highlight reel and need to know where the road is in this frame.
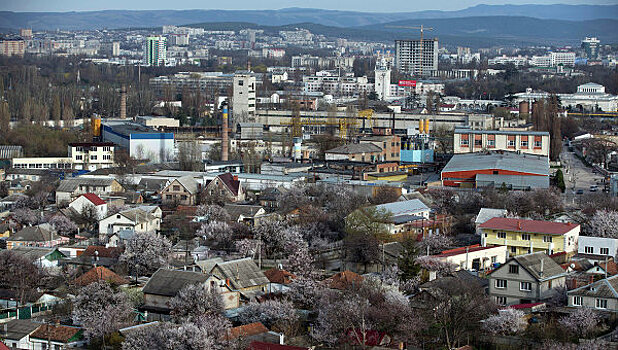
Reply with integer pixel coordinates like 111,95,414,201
559,144,605,205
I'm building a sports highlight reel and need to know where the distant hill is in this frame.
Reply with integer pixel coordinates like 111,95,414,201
0,4,616,30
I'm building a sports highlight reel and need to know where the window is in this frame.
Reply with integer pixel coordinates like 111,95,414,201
543,236,553,243
509,265,519,274
585,246,594,254
520,140,529,148
460,139,469,146
497,232,507,239
511,246,517,254
495,279,507,289
496,296,507,305
181,195,188,200
491,256,497,264
90,155,97,160
166,195,172,200
474,139,482,146
76,155,83,160
173,185,180,192
521,234,531,241
520,282,532,291
596,299,608,309
487,139,495,147
508,139,515,147
238,80,244,86
573,296,582,306
600,247,610,255
534,141,542,148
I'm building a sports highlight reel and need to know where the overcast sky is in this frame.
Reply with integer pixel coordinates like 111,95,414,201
2,0,615,12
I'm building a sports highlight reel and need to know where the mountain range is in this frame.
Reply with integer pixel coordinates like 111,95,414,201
0,4,616,30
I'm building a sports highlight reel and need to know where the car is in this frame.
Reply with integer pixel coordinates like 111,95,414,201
576,189,584,195
590,185,599,192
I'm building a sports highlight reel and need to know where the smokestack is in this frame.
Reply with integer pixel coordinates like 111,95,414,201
120,85,127,119
222,102,229,161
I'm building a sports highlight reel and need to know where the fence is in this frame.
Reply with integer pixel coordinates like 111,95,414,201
0,303,52,320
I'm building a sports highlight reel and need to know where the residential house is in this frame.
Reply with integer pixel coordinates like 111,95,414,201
73,266,129,287
372,199,431,235
3,168,49,182
578,236,618,260
0,319,40,350
142,269,239,320
68,193,108,219
323,270,364,290
480,217,580,256
10,247,67,269
6,224,68,250
161,176,200,206
430,244,508,271
107,229,135,248
224,204,266,226
264,268,297,293
567,275,618,312
205,173,246,203
488,252,567,306
224,322,283,344
56,177,124,204
208,258,269,295
69,246,123,268
474,208,508,235
29,324,86,350
411,270,488,309
258,187,283,211
98,208,160,242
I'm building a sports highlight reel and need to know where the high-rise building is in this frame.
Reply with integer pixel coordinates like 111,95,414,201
0,39,25,57
144,36,167,66
19,29,32,40
395,39,439,77
581,37,600,60
232,74,256,122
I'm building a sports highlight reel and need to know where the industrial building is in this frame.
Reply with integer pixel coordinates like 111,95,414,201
395,38,439,77
513,83,618,112
232,74,256,122
441,152,549,189
454,129,550,157
102,122,175,163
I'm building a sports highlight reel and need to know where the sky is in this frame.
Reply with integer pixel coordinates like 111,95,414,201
1,0,616,12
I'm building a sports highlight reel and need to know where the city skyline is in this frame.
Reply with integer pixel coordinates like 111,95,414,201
3,0,616,12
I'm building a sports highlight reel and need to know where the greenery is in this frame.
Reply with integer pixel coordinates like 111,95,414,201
554,169,566,193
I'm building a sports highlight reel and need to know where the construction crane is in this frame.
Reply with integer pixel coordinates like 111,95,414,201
387,24,433,77
358,109,375,131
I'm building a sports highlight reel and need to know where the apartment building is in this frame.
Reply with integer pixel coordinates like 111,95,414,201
395,38,439,77
68,142,115,171
480,217,580,256
454,129,550,157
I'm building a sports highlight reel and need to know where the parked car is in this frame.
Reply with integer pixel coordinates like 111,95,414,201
590,185,599,192
576,189,584,195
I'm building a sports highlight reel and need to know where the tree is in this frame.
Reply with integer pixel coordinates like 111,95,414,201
238,299,300,336
434,124,454,154
482,308,527,335
554,169,566,193
417,233,454,255
368,186,400,205
120,231,172,278
0,250,41,305
195,204,230,222
398,238,421,283
72,281,133,342
12,207,42,226
558,308,601,339
196,221,234,248
415,256,457,277
169,283,224,323
48,215,78,236
288,277,325,310
587,209,618,238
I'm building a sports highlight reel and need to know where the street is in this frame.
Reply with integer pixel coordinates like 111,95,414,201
559,144,605,205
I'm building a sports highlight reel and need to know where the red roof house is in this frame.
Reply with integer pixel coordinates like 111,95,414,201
479,217,579,236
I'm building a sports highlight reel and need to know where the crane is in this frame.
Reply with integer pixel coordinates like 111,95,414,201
386,24,434,77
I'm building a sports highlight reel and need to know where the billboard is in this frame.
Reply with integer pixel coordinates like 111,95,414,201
398,80,416,87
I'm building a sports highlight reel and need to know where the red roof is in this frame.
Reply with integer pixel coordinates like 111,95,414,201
323,270,364,290
479,217,578,235
225,322,269,340
83,246,123,258
218,173,240,196
31,325,81,343
434,244,501,258
248,342,309,350
81,193,106,206
73,266,129,286
0,342,10,350
264,268,296,285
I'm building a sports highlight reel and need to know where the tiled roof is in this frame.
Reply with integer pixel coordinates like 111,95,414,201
31,324,82,343
80,193,106,206
264,268,296,285
224,322,268,340
73,266,129,286
513,252,566,281
480,217,578,235
83,246,123,258
509,302,544,309
0,342,9,350
211,258,269,290
323,270,364,290
434,244,501,258
142,269,207,297
218,173,240,196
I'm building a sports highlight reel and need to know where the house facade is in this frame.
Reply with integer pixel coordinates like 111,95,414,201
56,177,124,204
480,217,579,256
97,208,160,242
567,275,618,312
205,173,246,203
454,129,550,157
161,176,199,206
431,244,508,271
578,236,618,259
488,252,567,306
68,193,108,219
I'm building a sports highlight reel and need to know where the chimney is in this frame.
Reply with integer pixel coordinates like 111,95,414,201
3,323,7,338
540,258,544,278
120,85,127,119
233,175,238,181
221,102,229,161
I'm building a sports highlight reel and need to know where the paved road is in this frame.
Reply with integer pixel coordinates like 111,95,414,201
559,144,605,204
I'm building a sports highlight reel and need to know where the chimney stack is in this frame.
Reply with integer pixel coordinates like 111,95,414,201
120,85,127,119
221,102,229,161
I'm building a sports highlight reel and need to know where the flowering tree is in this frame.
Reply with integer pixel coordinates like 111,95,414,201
168,283,224,323
73,281,133,342
481,308,527,335
238,299,300,336
49,215,78,236
587,209,618,238
417,233,453,255
0,250,41,305
195,204,231,222
196,221,234,248
120,231,172,278
415,256,457,277
235,238,259,257
285,244,314,278
12,207,41,226
558,308,601,338
288,277,325,310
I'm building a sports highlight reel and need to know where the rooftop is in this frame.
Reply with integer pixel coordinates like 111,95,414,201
375,199,429,217
434,244,503,258
480,217,579,235
143,268,208,297
326,143,382,155
569,275,618,299
73,266,129,286
454,129,549,136
442,152,549,175
513,252,566,281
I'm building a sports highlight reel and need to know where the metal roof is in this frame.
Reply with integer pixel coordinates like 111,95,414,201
142,268,208,297
454,129,549,136
513,252,567,281
475,208,508,225
326,143,382,154
210,258,269,290
375,199,429,217
476,173,550,189
441,152,549,175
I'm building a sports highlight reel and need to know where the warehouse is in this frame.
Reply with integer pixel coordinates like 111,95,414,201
102,121,175,163
441,152,549,189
